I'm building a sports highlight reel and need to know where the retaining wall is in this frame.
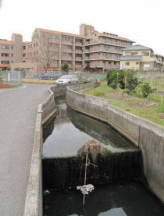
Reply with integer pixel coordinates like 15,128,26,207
66,85,164,203
23,86,57,216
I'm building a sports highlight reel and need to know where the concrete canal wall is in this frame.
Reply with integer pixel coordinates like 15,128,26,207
23,83,80,216
23,86,57,216
66,84,164,203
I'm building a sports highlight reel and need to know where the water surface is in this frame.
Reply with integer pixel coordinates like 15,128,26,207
44,183,164,216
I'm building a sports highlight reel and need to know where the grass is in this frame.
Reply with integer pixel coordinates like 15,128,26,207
141,76,164,91
86,81,164,126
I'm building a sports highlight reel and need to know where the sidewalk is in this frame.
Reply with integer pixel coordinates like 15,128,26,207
0,84,50,216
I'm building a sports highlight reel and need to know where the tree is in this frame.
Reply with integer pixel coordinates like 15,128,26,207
106,69,139,93
140,82,156,98
106,70,124,89
38,39,52,73
61,62,69,74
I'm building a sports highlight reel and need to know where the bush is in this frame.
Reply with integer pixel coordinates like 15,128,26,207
106,69,139,93
61,62,69,74
140,82,156,98
106,70,124,89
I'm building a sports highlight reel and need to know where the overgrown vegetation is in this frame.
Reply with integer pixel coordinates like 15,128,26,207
106,69,139,94
86,69,164,126
139,82,156,98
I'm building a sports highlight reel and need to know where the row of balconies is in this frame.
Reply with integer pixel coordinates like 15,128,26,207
84,49,122,55
84,40,130,48
84,55,119,61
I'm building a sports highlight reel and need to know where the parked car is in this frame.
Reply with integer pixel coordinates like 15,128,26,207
39,72,62,80
56,75,78,84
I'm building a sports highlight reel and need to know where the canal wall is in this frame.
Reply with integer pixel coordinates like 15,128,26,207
66,84,164,203
23,83,98,216
23,86,57,216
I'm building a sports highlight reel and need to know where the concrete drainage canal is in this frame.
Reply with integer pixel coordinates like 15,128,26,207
42,97,164,216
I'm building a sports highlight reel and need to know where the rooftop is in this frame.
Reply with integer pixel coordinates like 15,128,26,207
123,44,153,51
0,39,16,45
36,28,87,39
98,32,134,42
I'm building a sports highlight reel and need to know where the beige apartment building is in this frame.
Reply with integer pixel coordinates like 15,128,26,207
0,33,24,71
120,45,164,70
80,24,133,72
30,28,85,72
1,24,134,74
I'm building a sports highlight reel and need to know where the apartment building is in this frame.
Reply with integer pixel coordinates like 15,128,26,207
81,24,133,72
0,33,24,71
22,28,86,72
2,24,134,74
120,45,164,70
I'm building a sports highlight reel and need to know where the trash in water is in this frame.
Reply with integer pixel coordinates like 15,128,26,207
76,184,94,195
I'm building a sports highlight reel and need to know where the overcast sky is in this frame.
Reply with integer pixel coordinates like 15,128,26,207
0,0,164,55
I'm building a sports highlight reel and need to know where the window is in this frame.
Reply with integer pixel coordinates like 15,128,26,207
143,52,149,56
62,35,73,42
0,44,9,49
131,52,138,56
75,46,82,50
1,60,10,64
1,53,9,57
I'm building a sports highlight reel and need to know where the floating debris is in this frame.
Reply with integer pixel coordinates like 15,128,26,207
43,189,50,196
77,184,94,195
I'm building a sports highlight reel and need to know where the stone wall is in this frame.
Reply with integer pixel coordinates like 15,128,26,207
66,85,164,203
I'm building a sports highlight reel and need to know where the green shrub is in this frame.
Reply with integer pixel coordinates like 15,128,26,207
61,62,69,74
140,82,156,98
106,69,139,93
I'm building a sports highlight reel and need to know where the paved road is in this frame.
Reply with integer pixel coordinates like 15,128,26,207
0,84,50,216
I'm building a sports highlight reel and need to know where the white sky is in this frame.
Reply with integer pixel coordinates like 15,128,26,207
0,0,164,55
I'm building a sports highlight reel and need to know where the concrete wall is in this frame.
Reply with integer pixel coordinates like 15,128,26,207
23,86,57,216
23,83,77,216
66,85,164,203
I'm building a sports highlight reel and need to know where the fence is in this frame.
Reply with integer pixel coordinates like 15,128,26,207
0,70,24,85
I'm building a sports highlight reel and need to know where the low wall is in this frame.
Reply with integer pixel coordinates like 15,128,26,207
66,85,164,203
23,86,57,216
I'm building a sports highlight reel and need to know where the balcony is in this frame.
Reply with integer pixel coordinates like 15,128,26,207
75,50,82,54
61,40,73,45
62,49,73,53
61,57,73,61
75,57,83,61
84,49,122,55
84,40,128,48
75,42,83,46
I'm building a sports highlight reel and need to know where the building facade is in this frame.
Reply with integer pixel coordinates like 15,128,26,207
0,33,25,71
1,24,134,74
80,24,133,72
120,45,164,71
29,28,85,72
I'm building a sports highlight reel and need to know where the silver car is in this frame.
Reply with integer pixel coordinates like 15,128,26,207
56,75,78,84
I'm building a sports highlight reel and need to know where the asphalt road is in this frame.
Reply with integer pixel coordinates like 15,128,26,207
0,84,50,216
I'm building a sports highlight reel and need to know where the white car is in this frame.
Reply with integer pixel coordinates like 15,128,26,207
56,75,78,84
